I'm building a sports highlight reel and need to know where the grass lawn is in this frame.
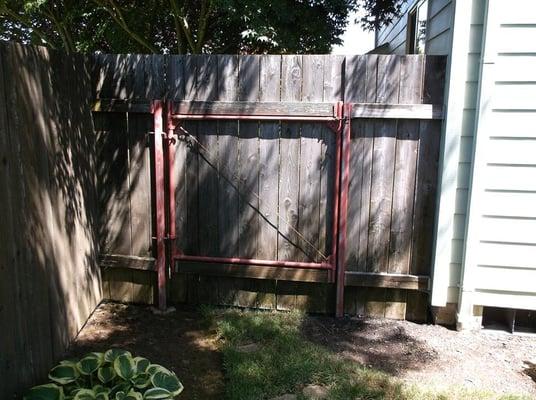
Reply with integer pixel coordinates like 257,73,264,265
203,307,530,400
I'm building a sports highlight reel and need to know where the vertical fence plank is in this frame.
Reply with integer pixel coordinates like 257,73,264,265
170,56,188,255
258,55,281,260
217,55,239,257
278,55,302,261
411,120,441,275
238,56,260,258
388,120,419,274
182,57,199,255
196,56,219,256
129,113,153,257
298,55,324,261
146,55,166,100
367,56,400,273
167,55,185,100
344,55,367,271
388,56,422,274
320,55,344,261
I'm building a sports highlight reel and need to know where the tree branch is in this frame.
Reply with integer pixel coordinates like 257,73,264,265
42,6,75,52
194,0,212,53
92,0,158,53
169,0,185,54
0,5,57,48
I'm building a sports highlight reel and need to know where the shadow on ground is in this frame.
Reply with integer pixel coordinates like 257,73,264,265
301,316,438,376
67,302,224,400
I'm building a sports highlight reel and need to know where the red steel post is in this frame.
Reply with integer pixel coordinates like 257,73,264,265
329,101,344,282
335,103,351,317
153,101,167,310
166,101,177,273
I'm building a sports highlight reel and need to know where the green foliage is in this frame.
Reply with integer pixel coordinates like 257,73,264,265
0,0,403,54
24,350,183,400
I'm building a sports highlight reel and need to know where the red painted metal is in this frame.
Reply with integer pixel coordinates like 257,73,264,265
153,101,167,310
165,101,177,281
328,101,344,282
171,115,336,122
174,253,331,270
335,103,352,317
167,100,346,306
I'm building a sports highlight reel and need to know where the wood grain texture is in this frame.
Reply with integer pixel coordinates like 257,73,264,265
195,58,219,260
257,57,280,260
89,53,446,318
238,56,260,258
0,43,100,398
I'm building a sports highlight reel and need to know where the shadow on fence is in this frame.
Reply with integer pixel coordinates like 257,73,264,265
0,42,100,398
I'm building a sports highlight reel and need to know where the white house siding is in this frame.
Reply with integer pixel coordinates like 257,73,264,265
458,0,536,327
442,0,486,304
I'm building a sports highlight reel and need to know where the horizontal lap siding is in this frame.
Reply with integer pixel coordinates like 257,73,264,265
426,0,453,54
444,0,485,302
375,0,453,55
465,2,536,309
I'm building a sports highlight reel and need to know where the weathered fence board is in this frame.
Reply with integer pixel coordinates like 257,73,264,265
0,42,100,399
92,53,445,319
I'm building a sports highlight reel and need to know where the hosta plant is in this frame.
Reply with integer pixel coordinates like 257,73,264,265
24,349,183,400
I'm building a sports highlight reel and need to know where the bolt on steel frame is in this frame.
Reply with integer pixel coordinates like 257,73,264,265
152,99,352,315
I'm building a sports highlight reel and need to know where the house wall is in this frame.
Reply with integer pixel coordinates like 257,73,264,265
458,0,536,327
374,0,454,55
437,0,485,306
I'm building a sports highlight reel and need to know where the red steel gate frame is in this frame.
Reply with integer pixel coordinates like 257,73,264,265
152,100,351,316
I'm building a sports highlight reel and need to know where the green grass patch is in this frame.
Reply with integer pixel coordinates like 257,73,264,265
202,307,531,400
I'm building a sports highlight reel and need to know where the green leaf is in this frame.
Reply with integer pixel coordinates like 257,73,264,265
142,388,172,400
95,394,109,400
114,354,136,380
24,384,64,400
92,386,109,396
114,392,126,400
146,365,172,376
123,391,142,400
150,372,183,396
97,366,116,384
110,383,131,397
73,389,96,400
60,359,78,367
77,354,103,375
133,357,150,374
49,364,80,385
104,349,131,364
131,373,151,389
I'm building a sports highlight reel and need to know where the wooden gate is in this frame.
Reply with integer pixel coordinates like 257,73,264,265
92,54,445,317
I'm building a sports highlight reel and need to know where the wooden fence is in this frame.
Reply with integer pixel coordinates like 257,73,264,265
92,54,445,319
0,43,101,399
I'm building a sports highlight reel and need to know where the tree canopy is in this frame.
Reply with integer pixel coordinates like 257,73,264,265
0,0,403,54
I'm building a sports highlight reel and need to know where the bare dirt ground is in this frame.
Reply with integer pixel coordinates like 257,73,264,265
67,302,224,400
303,316,536,397
69,302,536,399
